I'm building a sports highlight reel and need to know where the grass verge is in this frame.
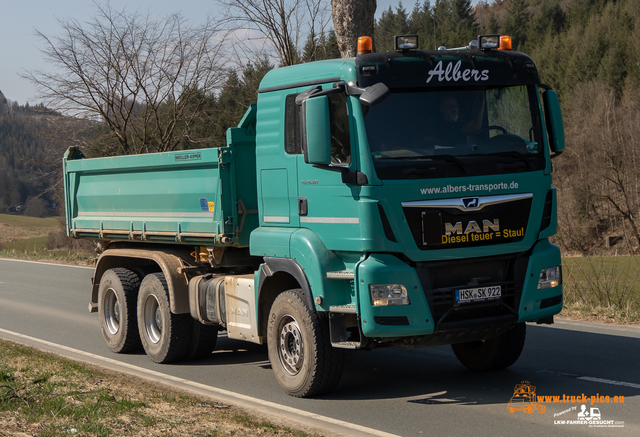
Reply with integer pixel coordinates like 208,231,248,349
0,214,94,265
0,340,311,437
561,256,640,324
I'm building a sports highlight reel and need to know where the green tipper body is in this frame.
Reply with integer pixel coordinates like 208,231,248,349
64,108,258,247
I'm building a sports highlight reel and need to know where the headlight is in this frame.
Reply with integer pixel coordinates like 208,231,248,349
369,284,410,306
537,266,561,289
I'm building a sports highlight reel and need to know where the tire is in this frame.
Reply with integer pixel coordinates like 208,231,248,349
451,322,526,371
267,289,344,397
97,268,142,353
186,320,218,361
137,273,192,364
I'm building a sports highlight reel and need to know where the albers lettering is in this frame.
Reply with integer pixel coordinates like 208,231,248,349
426,60,489,84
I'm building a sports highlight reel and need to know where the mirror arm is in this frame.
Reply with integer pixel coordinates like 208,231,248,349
312,164,347,173
551,151,563,159
312,164,369,185
296,84,345,106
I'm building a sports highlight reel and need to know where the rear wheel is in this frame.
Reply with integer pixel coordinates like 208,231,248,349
137,273,191,364
267,289,344,397
451,322,526,371
98,268,142,353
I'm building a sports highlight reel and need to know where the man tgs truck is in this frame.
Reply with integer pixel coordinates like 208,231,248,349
64,34,564,397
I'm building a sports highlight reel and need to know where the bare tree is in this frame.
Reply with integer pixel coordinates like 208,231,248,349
557,81,640,253
23,2,227,156
219,0,331,67
331,0,376,58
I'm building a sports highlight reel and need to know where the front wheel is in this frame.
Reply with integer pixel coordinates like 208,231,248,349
137,273,192,364
451,322,526,371
267,290,344,397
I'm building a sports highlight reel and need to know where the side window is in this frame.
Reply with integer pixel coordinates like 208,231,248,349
284,94,301,154
284,90,351,165
328,93,351,165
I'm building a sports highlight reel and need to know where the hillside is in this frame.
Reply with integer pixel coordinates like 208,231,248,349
0,90,66,216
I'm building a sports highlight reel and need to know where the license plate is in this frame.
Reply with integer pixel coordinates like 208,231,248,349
455,286,501,304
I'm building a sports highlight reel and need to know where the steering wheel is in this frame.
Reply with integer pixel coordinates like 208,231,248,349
472,125,508,137
330,135,349,164
467,125,508,151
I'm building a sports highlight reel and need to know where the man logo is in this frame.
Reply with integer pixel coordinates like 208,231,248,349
462,197,479,209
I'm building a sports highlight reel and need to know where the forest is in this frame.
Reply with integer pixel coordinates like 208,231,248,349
0,91,62,216
2,0,639,254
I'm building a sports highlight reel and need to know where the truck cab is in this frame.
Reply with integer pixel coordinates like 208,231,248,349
253,34,563,346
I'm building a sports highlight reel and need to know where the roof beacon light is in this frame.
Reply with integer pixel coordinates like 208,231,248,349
498,35,513,51
358,36,373,55
395,35,418,51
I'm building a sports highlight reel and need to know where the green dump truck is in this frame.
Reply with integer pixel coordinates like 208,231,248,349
64,34,565,397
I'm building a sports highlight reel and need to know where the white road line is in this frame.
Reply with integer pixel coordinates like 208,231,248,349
0,257,93,269
577,376,640,390
0,328,400,437
538,369,640,390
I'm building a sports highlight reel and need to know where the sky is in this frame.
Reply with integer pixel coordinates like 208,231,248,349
0,0,481,106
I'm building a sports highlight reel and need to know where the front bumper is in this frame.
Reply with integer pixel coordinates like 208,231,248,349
357,239,563,342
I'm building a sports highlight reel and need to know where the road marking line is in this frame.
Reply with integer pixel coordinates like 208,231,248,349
0,328,400,437
577,376,640,390
538,370,640,389
0,257,93,269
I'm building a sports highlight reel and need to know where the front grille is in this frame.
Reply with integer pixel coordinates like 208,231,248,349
403,194,533,250
414,253,529,331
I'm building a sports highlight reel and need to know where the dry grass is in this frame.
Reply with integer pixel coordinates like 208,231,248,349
0,340,312,437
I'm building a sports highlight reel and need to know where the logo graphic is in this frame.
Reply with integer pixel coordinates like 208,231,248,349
507,381,546,414
462,197,479,209
175,152,202,162
577,405,601,421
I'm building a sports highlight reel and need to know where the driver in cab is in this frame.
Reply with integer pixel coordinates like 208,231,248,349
427,95,481,150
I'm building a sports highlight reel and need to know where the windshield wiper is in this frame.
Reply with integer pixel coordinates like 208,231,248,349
378,154,471,175
481,151,536,170
426,155,471,175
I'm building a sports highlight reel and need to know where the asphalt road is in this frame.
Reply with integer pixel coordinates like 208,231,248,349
0,258,639,436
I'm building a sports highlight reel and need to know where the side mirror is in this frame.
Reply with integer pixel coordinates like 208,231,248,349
303,96,332,165
359,83,390,106
542,89,565,156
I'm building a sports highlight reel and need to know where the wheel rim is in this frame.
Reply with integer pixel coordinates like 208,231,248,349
277,315,303,375
103,287,120,335
144,294,162,344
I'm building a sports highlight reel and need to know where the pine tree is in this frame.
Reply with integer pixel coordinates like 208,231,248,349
452,0,478,46
503,0,530,50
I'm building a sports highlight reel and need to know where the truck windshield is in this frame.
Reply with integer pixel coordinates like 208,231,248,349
363,85,545,179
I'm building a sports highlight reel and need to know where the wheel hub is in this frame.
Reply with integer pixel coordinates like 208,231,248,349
279,319,303,375
144,295,163,344
103,288,120,335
